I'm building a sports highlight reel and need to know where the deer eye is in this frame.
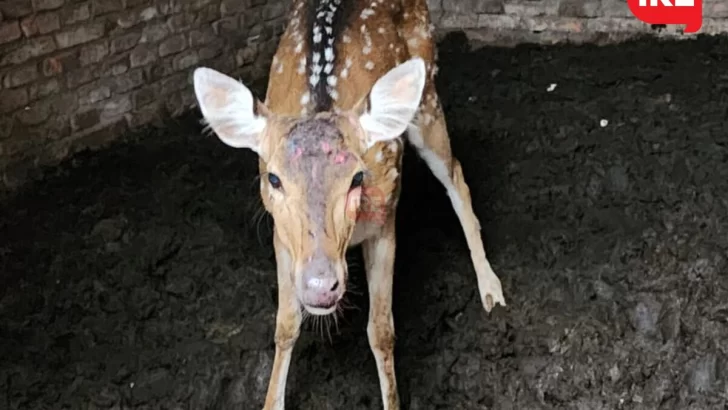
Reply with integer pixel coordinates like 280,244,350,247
268,173,282,189
350,171,364,188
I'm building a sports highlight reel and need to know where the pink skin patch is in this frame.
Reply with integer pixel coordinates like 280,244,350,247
292,147,303,161
321,141,331,154
344,186,362,221
334,151,347,164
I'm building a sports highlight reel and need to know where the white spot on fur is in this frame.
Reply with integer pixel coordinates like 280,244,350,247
341,68,349,78
327,75,337,86
324,47,334,62
378,27,385,34
313,25,322,43
297,57,306,74
324,63,333,74
294,42,303,53
360,8,375,19
330,89,339,100
343,34,351,43
363,46,371,54
301,92,310,105
387,168,399,181
375,151,383,162
388,142,398,152
365,61,374,70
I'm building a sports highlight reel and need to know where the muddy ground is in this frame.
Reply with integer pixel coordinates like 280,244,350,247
3,32,728,409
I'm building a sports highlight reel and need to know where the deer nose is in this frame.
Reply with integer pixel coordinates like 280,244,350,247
306,276,339,293
302,275,340,309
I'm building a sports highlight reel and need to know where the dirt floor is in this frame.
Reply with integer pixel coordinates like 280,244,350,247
3,32,728,409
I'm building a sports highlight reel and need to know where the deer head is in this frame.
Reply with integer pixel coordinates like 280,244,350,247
192,58,426,315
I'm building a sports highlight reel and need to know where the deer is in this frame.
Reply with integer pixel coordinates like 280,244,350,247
191,0,506,408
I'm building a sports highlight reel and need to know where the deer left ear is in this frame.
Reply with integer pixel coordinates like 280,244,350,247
352,58,427,150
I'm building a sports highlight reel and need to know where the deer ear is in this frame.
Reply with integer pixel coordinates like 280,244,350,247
354,58,426,150
193,67,269,157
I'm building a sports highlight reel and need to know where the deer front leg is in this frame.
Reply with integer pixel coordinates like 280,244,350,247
263,234,302,410
407,94,506,313
362,219,400,409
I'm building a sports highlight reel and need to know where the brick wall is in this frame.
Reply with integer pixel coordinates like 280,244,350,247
0,0,290,190
429,0,728,45
2,0,727,192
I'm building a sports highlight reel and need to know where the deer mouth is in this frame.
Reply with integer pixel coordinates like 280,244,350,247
302,301,337,316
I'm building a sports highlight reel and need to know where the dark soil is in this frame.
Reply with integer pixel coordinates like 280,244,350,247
3,32,728,409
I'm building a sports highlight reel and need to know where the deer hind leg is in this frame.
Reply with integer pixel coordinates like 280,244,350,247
406,92,506,312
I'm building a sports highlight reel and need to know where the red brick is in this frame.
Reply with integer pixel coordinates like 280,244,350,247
41,50,79,76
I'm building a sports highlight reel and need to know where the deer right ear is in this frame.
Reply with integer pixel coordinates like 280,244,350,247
193,67,268,156
354,57,426,150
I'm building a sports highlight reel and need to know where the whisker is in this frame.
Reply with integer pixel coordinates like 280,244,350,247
324,315,333,344
332,309,340,335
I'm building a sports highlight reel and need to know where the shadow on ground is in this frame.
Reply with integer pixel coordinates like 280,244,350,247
2,32,728,409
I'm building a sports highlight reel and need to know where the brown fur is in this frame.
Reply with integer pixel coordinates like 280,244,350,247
242,1,507,409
